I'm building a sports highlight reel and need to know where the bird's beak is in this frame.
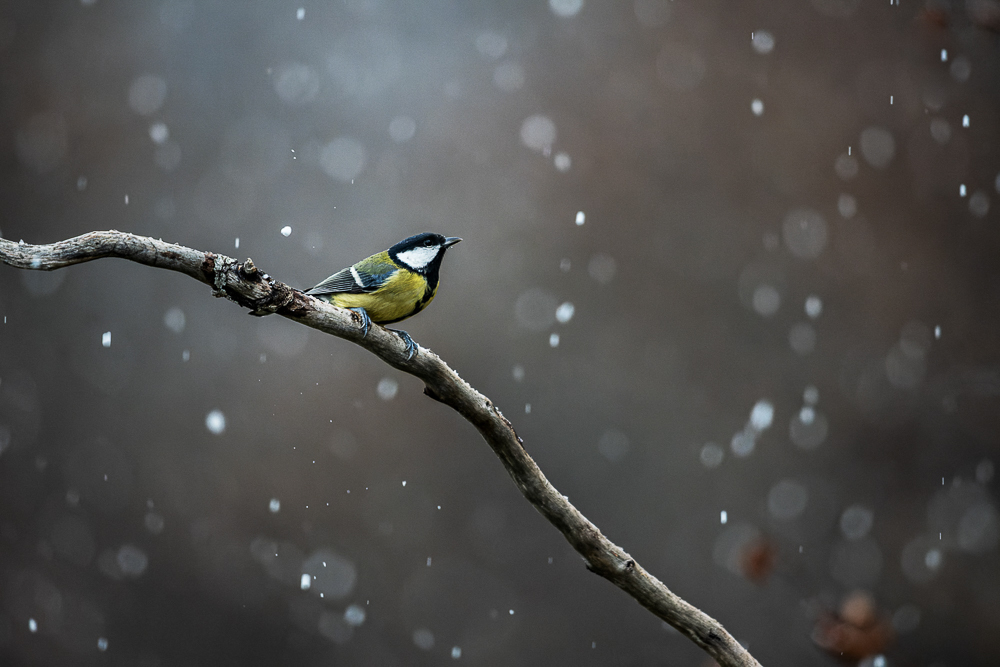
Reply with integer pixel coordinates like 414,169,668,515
443,237,462,247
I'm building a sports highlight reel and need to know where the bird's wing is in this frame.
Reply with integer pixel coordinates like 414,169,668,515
304,267,363,295
305,252,396,295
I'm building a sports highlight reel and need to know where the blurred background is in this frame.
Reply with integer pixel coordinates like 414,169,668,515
1,0,999,665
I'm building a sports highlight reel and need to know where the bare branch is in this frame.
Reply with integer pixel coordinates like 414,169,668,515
1,231,762,667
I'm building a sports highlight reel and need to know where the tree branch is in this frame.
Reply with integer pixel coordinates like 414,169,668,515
1,231,762,667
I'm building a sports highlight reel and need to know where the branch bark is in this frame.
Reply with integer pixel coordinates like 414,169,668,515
1,231,762,667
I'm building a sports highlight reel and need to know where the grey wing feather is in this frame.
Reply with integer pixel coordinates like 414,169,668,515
305,268,363,295
305,266,391,295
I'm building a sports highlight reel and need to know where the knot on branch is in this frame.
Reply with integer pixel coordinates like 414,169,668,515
585,554,635,578
247,282,295,316
206,253,294,316
240,258,259,278
701,630,724,648
211,254,238,296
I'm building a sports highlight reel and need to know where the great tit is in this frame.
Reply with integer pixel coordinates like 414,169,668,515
304,232,462,359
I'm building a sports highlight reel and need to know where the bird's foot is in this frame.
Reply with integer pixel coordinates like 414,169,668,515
387,328,418,360
348,307,371,338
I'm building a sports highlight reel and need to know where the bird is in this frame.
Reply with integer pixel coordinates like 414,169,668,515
304,232,462,359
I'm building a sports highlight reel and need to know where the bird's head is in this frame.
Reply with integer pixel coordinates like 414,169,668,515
389,232,462,273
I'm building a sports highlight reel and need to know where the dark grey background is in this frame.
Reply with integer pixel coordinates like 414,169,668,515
1,1,999,665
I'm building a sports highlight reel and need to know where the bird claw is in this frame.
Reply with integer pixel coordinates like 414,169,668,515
388,328,418,360
349,307,371,338
348,309,416,359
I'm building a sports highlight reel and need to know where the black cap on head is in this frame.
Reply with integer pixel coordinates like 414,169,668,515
392,232,445,253
389,232,461,274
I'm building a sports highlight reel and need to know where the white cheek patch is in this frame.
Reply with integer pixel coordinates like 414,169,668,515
396,245,440,270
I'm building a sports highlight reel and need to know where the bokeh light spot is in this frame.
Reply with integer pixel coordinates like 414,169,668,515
413,628,435,650
377,378,399,401
752,285,780,316
344,604,366,626
750,400,774,431
969,191,990,218
205,409,226,435
805,295,823,319
520,115,557,153
731,430,756,457
768,479,808,520
163,307,185,333
588,254,617,284
840,505,874,540
859,126,895,169
549,0,584,18
555,302,575,323
144,512,165,535
475,32,507,60
598,429,630,463
149,122,169,144
957,503,998,553
389,116,416,142
930,117,951,144
837,194,857,218
835,153,858,180
273,63,320,105
950,56,971,82
752,30,775,54
128,74,167,115
514,288,558,331
320,137,367,182
700,442,724,468
116,544,149,577
782,208,828,259
493,62,525,91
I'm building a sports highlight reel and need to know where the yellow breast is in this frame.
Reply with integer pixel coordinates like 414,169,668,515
328,270,436,324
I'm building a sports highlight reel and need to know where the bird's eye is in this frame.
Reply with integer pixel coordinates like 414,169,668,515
424,239,433,246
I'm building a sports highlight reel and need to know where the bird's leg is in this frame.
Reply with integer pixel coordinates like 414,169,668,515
348,307,372,338
348,308,415,359
386,328,418,361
